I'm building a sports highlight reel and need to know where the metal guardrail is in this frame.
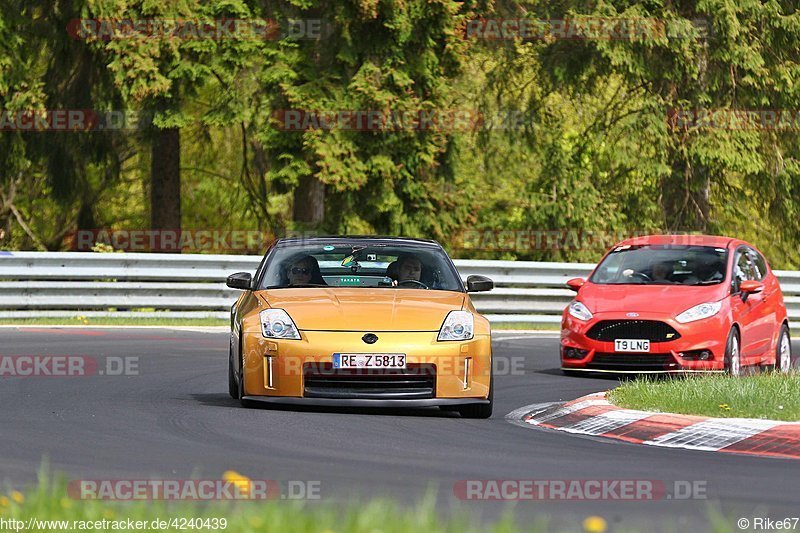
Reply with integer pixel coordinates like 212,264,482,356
1,251,799,326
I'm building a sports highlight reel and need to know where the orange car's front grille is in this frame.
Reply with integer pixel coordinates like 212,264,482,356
302,363,436,400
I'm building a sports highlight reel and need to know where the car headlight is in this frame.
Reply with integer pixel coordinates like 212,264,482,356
675,301,722,324
568,301,593,321
438,311,474,341
259,309,301,339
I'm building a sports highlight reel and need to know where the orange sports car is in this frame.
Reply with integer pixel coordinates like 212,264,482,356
561,234,791,375
226,236,494,418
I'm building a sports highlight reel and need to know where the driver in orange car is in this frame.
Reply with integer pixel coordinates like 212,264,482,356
396,254,422,282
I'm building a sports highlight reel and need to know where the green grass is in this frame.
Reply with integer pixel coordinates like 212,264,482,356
0,471,528,533
608,372,800,421
0,469,766,533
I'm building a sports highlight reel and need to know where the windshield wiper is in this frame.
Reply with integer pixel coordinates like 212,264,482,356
688,280,722,286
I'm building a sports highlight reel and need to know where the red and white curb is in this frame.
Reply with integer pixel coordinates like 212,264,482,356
507,393,800,459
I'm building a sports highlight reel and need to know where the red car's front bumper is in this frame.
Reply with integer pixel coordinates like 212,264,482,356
560,311,730,373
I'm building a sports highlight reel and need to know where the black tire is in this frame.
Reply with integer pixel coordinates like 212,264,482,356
458,374,493,419
235,345,252,408
773,324,792,373
724,328,742,376
228,347,238,399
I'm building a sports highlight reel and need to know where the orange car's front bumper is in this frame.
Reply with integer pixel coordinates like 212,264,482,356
240,324,492,404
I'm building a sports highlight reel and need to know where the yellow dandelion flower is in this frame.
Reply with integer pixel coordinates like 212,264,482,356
0,496,9,507
222,470,252,499
60,497,72,509
583,515,607,533
10,491,24,504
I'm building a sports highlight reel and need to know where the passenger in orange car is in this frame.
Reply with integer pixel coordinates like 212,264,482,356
285,255,326,286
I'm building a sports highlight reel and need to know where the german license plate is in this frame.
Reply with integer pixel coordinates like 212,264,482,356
614,339,650,352
332,353,407,369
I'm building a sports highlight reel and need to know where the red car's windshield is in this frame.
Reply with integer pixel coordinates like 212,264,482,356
590,245,729,285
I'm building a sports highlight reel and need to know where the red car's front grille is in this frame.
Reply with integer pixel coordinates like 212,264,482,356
586,320,681,342
588,352,678,370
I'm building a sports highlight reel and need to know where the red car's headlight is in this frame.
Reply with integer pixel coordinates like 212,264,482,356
568,301,593,321
675,301,722,324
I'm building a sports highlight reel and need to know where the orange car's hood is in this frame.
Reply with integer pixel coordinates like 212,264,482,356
578,282,728,314
255,288,466,331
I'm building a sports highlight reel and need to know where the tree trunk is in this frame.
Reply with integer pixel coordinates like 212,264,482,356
293,175,325,227
150,127,181,249
76,202,95,231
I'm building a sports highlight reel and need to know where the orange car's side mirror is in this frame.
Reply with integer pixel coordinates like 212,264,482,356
227,272,253,290
566,278,585,292
466,275,494,292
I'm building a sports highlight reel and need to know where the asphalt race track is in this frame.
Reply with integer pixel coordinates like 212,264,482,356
2,327,799,531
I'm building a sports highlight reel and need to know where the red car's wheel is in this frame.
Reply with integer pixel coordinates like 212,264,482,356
724,328,742,376
775,324,792,373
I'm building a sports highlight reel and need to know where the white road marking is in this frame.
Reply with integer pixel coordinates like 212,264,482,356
560,409,653,435
643,419,782,451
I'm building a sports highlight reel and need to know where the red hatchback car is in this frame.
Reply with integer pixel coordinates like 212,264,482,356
561,235,792,375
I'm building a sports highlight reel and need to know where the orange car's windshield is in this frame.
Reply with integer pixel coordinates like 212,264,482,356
258,243,464,292
590,245,729,285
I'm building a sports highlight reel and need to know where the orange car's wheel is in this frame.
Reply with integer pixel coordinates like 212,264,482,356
724,328,742,377
237,356,251,408
457,374,493,419
234,341,253,408
228,346,238,399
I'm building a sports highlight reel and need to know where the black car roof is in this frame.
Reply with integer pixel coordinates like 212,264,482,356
274,236,442,248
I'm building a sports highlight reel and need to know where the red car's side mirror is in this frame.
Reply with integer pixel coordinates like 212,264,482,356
566,278,585,292
739,280,764,302
740,280,764,294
